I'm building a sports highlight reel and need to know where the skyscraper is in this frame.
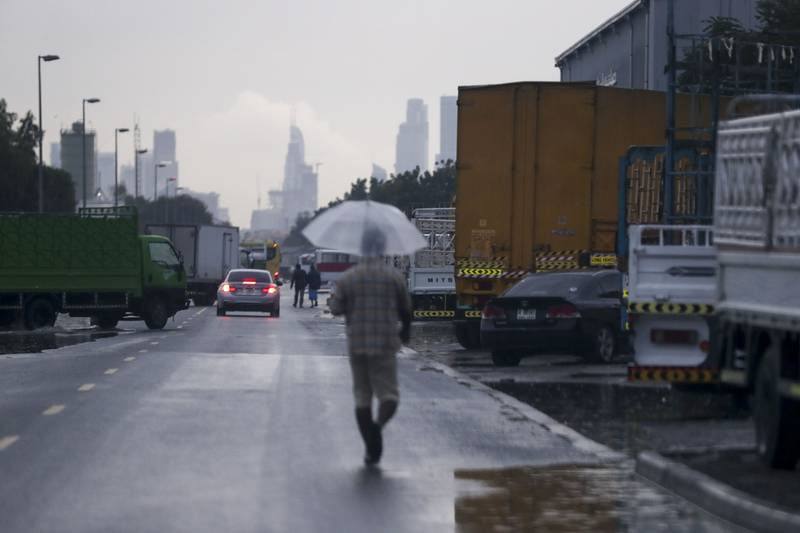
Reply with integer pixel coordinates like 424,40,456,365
436,95,457,166
281,125,318,225
96,152,115,195
153,129,178,197
50,142,60,168
60,121,96,206
395,98,429,174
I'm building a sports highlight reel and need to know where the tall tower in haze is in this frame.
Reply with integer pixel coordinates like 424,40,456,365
152,129,179,197
281,125,318,227
436,95,457,166
395,98,428,174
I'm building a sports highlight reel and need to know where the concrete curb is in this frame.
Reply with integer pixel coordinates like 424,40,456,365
637,451,800,533
402,347,625,463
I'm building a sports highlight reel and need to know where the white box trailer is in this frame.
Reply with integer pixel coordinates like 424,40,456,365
146,224,239,306
409,208,456,320
712,103,800,469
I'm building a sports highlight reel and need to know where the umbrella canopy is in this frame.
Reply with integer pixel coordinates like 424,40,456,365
302,200,427,257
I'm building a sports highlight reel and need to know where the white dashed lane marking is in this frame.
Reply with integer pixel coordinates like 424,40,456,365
42,405,65,416
77,383,95,392
123,357,135,362
104,368,119,375
0,436,19,451
138,349,148,353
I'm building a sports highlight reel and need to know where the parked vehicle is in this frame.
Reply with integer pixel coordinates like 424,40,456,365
240,240,281,280
299,249,358,291
216,269,282,317
626,225,716,383
0,207,187,330
711,102,800,469
480,270,624,367
408,208,455,321
454,82,716,349
146,224,239,307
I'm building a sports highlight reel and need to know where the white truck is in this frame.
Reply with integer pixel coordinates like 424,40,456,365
712,103,800,469
626,225,717,382
408,208,456,320
146,224,240,306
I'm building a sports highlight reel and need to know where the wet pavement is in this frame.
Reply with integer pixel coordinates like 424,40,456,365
0,297,741,532
409,321,800,521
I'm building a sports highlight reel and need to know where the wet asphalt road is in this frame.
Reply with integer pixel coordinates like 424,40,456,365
0,293,741,532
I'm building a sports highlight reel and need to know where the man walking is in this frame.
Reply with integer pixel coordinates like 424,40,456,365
290,263,307,308
307,263,322,307
329,228,412,465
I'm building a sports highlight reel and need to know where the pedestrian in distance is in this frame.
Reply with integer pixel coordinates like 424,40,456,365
329,226,412,465
290,263,307,307
307,263,322,307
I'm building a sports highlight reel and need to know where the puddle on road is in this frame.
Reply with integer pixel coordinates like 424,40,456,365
454,464,730,532
491,381,748,456
0,330,118,355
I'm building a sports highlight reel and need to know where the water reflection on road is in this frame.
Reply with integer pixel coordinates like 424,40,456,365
0,330,118,355
455,464,738,532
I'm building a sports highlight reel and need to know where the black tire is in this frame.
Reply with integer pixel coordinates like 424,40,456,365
491,350,522,367
455,323,481,350
144,297,168,330
193,295,208,307
216,306,225,317
24,297,57,330
272,306,280,318
582,324,616,363
0,310,17,327
91,315,119,330
754,345,800,469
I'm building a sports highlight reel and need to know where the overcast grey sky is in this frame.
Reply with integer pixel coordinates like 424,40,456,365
1,0,632,227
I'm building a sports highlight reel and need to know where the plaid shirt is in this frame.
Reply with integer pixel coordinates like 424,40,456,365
329,260,412,357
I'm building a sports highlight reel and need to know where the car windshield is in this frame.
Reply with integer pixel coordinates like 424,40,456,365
503,273,592,298
227,270,271,283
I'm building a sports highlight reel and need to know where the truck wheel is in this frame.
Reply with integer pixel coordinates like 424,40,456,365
754,345,800,469
144,297,169,330
0,310,16,327
91,315,119,330
24,297,57,330
455,323,481,350
192,295,208,306
491,350,522,367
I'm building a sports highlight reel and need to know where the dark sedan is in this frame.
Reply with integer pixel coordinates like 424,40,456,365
480,270,624,366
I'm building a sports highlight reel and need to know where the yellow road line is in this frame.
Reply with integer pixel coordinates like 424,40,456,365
104,368,119,375
123,357,135,362
0,436,19,451
42,404,65,416
77,383,95,392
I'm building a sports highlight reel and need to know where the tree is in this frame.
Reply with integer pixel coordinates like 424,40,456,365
123,193,214,231
0,98,75,213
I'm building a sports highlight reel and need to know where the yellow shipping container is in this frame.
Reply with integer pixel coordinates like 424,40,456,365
454,81,714,346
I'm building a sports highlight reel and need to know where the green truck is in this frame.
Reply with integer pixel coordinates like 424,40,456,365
0,207,187,330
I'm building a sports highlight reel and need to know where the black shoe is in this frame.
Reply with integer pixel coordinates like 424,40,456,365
366,425,382,464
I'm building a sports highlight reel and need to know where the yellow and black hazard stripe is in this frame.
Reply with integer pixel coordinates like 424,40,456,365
502,270,529,279
628,366,718,383
456,258,508,269
627,302,714,315
536,261,578,271
535,250,584,272
413,310,455,319
457,267,505,278
464,310,482,319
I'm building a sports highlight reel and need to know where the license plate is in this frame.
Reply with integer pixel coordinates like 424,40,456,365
516,309,537,320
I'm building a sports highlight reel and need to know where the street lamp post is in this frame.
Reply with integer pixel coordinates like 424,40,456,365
81,97,100,209
153,161,168,201
167,177,177,222
134,148,147,199
37,54,59,213
114,128,129,208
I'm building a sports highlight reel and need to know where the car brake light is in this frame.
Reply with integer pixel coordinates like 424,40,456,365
482,303,507,319
222,283,236,293
243,278,257,285
545,303,581,319
262,284,278,294
699,340,710,353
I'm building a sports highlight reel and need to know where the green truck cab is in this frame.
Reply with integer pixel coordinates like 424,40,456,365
0,207,187,330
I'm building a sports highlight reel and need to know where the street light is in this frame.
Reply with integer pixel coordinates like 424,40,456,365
81,97,100,209
134,148,147,199
37,54,60,213
114,128,129,208
153,161,168,200
167,177,177,222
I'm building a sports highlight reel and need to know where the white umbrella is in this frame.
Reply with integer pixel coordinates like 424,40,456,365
302,200,427,257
